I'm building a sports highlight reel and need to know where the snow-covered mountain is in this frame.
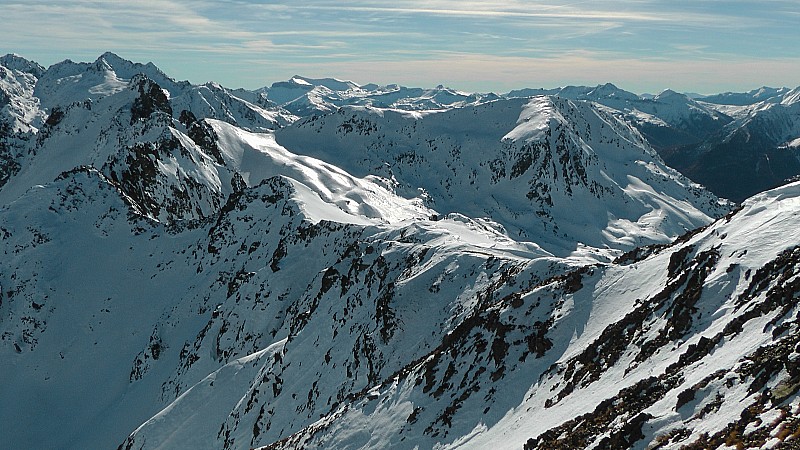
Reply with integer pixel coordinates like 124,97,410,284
276,96,728,257
0,53,46,133
700,86,792,106
664,87,800,202
508,84,733,158
257,76,500,116
254,178,800,450
0,55,46,190
34,52,293,132
505,83,800,202
1,52,798,450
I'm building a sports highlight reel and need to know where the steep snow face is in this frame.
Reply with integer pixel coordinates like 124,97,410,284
257,180,800,450
0,55,47,133
207,119,430,224
0,56,47,189
0,169,199,450
276,97,728,258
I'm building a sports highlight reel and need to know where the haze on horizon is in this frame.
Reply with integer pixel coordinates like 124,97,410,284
2,0,798,95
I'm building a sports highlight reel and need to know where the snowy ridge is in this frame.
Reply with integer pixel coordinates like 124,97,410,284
664,86,800,202
0,55,47,133
208,119,430,224
276,96,728,258
258,76,499,116
30,53,290,133
256,180,800,450
507,83,730,134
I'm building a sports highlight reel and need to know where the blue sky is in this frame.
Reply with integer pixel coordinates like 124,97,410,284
2,0,798,93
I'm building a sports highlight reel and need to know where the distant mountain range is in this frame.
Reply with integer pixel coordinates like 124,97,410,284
1,52,799,450
4,52,799,202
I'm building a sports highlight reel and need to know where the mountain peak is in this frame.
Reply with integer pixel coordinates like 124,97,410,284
655,88,687,100
598,82,619,90
0,53,45,77
586,82,639,101
97,51,125,62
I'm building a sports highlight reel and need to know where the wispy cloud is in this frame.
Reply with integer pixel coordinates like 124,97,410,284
1,0,798,91
286,52,800,94
291,5,663,22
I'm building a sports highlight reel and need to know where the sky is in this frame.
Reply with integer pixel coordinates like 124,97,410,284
1,0,799,94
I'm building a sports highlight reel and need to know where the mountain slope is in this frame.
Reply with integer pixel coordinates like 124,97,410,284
276,96,728,258
256,180,800,450
663,88,800,202
0,54,46,189
0,161,566,450
507,84,732,152
258,76,499,116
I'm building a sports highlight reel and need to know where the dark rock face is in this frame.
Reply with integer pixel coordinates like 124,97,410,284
44,106,65,127
0,122,20,189
186,117,225,165
103,133,223,222
131,76,173,124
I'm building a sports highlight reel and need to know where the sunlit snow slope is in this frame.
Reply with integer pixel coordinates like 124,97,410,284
257,181,800,450
276,97,728,258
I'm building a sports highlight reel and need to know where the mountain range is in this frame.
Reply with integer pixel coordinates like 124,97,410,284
1,52,799,449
